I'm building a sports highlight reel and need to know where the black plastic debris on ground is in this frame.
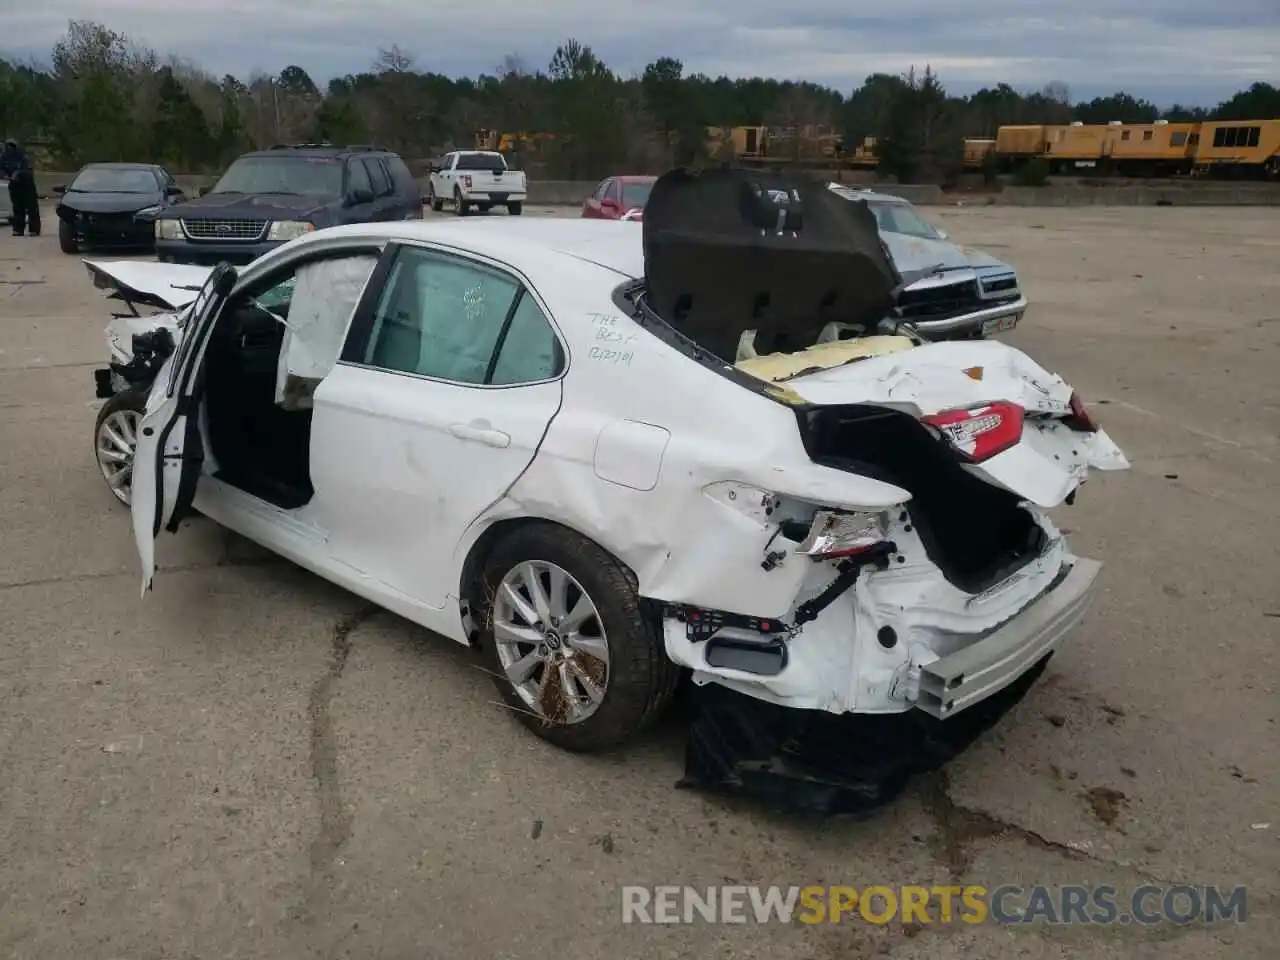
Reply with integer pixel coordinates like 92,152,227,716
678,654,1052,817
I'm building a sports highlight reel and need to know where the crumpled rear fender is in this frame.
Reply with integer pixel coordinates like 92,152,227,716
464,416,911,621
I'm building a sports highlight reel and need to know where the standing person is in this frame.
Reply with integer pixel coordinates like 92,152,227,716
0,139,41,237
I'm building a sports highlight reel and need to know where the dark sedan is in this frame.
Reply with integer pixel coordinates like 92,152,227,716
53,163,186,254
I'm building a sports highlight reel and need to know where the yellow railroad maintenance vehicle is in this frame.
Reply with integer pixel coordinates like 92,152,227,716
1191,119,1280,178
992,119,1277,179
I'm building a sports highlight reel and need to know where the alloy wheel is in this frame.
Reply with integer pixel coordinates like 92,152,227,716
96,408,140,504
492,560,610,725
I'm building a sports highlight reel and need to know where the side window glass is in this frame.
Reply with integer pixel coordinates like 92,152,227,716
364,248,520,385
256,274,298,315
389,157,413,190
490,293,562,385
363,159,390,196
607,180,622,202
347,160,372,195
592,180,609,201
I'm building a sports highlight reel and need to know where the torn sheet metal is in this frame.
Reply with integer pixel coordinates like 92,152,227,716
679,652,1052,816
274,255,378,408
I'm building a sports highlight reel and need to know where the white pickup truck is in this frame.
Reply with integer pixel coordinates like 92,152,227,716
426,150,527,216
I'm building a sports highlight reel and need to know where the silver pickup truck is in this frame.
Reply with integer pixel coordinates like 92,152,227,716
829,184,1027,340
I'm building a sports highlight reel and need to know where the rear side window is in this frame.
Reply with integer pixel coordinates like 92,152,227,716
347,160,372,194
383,155,415,192
363,158,392,196
363,247,520,385
490,293,563,385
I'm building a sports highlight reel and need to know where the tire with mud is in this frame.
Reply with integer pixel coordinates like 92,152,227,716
475,522,681,751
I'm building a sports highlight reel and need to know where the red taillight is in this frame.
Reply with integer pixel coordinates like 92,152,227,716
462,174,473,189
1064,392,1099,433
922,401,1024,463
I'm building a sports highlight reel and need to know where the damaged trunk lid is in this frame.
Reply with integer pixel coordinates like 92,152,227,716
638,168,1127,514
782,338,1129,510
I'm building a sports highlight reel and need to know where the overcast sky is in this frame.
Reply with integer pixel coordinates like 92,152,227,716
4,1,1278,106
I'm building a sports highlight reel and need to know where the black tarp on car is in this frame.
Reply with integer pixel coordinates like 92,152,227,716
641,166,903,363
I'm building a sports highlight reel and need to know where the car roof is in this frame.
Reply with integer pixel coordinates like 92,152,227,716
241,144,395,160
80,162,160,171
291,218,645,280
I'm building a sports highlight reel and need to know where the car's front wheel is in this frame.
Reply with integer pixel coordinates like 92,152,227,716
427,184,443,212
58,220,77,254
94,389,146,505
477,523,681,751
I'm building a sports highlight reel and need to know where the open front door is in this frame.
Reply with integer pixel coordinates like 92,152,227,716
131,262,238,594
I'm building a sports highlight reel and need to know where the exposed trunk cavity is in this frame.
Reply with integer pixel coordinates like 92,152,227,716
795,404,1044,594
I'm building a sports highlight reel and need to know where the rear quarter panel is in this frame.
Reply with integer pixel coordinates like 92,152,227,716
460,245,908,618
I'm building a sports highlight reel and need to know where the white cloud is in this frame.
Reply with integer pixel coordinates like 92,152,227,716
5,0,1278,104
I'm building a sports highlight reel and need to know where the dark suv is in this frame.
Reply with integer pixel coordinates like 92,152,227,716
152,144,422,264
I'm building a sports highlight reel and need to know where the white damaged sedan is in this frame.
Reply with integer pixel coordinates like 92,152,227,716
86,168,1129,811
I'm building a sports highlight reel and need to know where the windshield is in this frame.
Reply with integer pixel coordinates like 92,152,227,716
621,181,653,208
212,157,343,197
867,201,944,240
457,153,506,172
70,168,157,193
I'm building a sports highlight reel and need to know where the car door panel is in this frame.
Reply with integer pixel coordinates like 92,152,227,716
131,262,238,593
308,243,565,611
310,365,560,611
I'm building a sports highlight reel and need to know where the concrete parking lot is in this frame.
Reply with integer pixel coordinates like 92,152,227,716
1,201,1276,959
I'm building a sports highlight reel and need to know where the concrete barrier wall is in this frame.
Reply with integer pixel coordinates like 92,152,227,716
37,172,1280,207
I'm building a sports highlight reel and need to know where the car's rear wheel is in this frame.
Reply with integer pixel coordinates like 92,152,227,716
508,201,523,216
477,523,680,751
95,390,146,506
454,188,470,216
58,220,77,254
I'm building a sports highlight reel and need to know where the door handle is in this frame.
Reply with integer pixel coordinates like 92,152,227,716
449,422,511,448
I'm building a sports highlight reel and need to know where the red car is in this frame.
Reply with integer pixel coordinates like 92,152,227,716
581,175,656,221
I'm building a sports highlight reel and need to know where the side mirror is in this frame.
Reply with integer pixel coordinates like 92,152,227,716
52,184,67,195
165,184,184,196
345,187,375,206
198,185,212,197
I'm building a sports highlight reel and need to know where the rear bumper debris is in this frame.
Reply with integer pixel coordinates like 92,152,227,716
679,651,1053,816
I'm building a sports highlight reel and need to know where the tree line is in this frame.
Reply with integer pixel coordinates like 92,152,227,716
2,20,1278,182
